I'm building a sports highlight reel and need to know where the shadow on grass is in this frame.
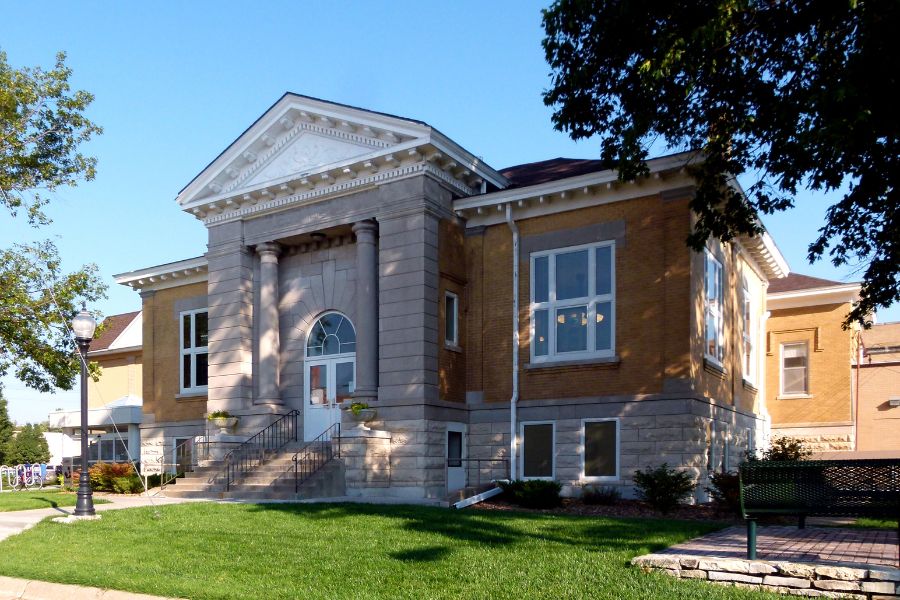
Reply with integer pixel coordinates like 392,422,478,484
389,545,451,562
245,502,720,557
27,497,60,509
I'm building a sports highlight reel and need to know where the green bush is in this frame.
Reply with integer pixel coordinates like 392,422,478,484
499,479,562,509
581,485,621,505
753,436,812,461
705,470,741,514
87,462,136,491
633,463,696,513
112,475,142,494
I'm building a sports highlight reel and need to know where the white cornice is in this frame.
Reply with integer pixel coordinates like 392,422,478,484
767,283,860,311
738,230,790,281
114,256,208,292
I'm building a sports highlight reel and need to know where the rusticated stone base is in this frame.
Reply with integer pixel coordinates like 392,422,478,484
633,554,900,598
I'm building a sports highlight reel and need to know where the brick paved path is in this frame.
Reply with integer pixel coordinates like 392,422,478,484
659,526,898,568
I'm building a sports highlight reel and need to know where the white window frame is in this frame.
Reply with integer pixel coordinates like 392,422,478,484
519,421,556,480
581,418,620,482
742,275,757,385
444,291,459,348
179,309,208,394
530,240,616,363
780,341,810,397
704,251,725,366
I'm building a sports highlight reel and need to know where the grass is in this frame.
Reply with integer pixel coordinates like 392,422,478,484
0,502,782,600
0,490,110,512
851,517,898,530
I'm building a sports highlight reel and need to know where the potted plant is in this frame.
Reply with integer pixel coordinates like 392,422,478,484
208,410,238,435
346,402,377,430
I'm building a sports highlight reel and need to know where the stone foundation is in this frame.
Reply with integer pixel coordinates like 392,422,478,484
633,554,900,599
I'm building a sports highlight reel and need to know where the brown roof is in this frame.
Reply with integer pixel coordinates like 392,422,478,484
768,273,847,294
500,157,607,188
90,311,140,351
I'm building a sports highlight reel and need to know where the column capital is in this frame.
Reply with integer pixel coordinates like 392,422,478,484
352,219,378,242
256,242,282,260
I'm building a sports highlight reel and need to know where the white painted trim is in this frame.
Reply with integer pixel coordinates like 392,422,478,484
780,341,810,397
444,291,459,347
519,421,556,481
529,240,616,364
704,251,725,365
767,284,860,311
580,418,620,482
115,256,208,292
179,309,208,395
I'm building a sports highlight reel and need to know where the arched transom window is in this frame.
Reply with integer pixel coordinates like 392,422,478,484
306,312,356,357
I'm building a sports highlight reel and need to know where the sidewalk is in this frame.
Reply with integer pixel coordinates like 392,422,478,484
0,493,198,600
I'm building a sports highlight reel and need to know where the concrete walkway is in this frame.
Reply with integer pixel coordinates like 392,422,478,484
0,493,197,600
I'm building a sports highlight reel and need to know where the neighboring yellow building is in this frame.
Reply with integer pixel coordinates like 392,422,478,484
857,322,900,453
49,311,143,463
765,274,861,452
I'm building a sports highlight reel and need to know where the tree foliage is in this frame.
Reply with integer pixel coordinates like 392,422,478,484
0,51,106,393
3,423,51,465
0,391,13,465
542,0,898,326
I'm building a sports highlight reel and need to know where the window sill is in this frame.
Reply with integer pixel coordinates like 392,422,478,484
176,391,207,400
703,358,726,379
525,355,620,372
582,476,621,483
742,379,759,394
444,343,463,354
776,394,813,400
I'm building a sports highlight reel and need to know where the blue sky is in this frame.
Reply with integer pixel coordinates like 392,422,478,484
1,2,893,423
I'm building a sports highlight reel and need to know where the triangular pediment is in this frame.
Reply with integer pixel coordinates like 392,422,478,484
243,131,377,189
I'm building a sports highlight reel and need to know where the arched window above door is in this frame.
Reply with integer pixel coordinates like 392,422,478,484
306,312,356,357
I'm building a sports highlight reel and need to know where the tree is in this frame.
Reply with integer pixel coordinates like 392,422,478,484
0,391,13,464
542,0,898,326
0,50,106,393
3,423,51,465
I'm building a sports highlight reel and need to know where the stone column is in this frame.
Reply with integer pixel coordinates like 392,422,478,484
352,220,378,403
256,242,282,405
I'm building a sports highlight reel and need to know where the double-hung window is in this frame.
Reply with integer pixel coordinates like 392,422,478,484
180,309,208,393
531,241,615,362
742,276,756,384
582,419,619,480
704,252,725,364
781,342,809,396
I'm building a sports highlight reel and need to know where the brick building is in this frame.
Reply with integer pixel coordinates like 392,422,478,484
115,94,789,501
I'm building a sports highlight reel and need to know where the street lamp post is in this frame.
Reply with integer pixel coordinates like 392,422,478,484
71,305,97,517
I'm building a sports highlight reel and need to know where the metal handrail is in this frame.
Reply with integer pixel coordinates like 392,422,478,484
223,410,300,491
157,438,197,491
447,458,510,491
293,422,341,494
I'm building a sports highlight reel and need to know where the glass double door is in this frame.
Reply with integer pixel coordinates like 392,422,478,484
303,356,355,441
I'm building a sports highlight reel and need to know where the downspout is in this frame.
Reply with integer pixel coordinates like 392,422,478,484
854,330,862,451
506,204,520,480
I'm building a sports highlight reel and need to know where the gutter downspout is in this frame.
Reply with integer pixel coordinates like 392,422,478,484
506,204,520,480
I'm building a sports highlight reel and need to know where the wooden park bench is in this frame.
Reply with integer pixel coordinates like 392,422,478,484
739,459,900,564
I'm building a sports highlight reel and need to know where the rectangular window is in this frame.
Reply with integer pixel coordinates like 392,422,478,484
530,241,615,362
742,276,756,384
444,291,458,347
781,342,809,395
521,422,554,479
180,309,208,393
583,419,619,480
704,252,725,364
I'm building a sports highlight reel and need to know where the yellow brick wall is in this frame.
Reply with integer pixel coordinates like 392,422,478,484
466,193,697,402
438,218,466,403
89,352,142,408
142,282,208,422
765,302,854,426
857,363,900,451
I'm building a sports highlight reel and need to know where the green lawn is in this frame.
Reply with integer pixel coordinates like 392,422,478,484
0,490,109,512
0,502,782,600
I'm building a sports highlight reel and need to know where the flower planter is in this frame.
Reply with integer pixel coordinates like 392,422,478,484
347,408,377,431
209,417,238,436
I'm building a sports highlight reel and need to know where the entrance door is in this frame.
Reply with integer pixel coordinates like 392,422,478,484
447,423,467,493
303,312,357,441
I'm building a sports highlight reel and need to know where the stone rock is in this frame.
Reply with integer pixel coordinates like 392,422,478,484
680,570,708,579
861,581,897,594
763,575,811,588
868,568,900,582
812,579,861,592
716,559,752,574
708,571,763,584
814,566,867,581
680,557,699,569
777,563,817,578
633,555,681,570
749,562,778,575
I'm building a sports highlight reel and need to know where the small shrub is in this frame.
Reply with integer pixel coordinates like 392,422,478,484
706,470,741,514
754,436,812,462
112,475,142,494
498,479,563,509
581,485,621,505
633,463,696,513
87,462,136,491
208,410,232,420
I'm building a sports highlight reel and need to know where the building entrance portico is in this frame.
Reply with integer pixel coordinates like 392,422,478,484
303,312,356,440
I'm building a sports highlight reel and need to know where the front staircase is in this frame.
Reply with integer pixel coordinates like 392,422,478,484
163,417,345,501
